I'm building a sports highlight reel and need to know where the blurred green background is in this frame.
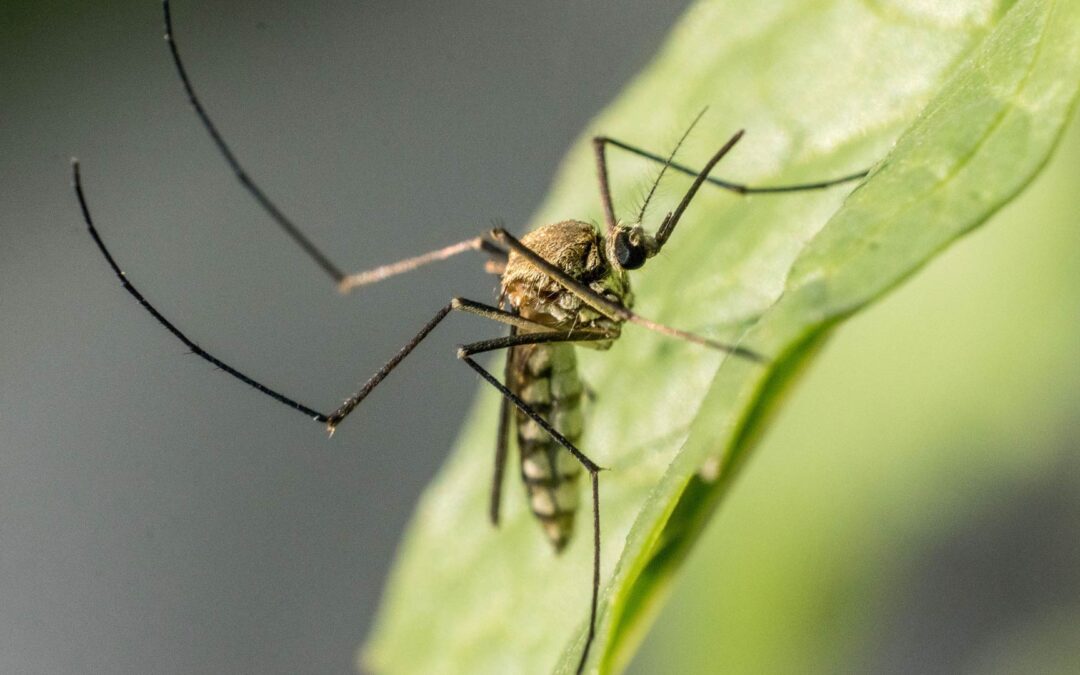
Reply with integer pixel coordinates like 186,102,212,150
631,104,1080,673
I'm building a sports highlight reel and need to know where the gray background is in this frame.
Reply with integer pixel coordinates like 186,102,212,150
0,1,690,673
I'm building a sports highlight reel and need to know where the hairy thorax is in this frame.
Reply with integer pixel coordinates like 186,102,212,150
500,220,631,345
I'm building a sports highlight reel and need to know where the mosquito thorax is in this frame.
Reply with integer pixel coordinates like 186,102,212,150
501,220,631,334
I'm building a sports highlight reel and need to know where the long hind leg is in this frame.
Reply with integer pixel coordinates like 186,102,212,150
459,353,602,675
457,330,616,675
489,326,514,526
162,0,508,291
74,164,551,432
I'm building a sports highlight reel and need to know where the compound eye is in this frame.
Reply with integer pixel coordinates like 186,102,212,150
614,231,647,270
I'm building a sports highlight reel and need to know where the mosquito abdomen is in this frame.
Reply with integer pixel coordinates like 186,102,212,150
511,342,584,552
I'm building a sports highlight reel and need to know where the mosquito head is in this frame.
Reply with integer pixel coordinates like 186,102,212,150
608,223,658,271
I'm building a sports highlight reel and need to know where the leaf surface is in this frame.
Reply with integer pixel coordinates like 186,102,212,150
363,1,1080,672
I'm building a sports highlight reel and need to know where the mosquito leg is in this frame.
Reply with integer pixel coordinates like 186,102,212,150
324,304,453,432
450,298,552,333
583,469,600,675
593,108,709,234
490,327,514,526
458,329,615,356
458,352,602,674
78,148,456,431
479,326,613,526
165,0,513,293
324,298,564,432
162,0,347,283
459,327,618,667
591,135,618,235
166,1,508,287
73,159,331,422
75,162,547,430
595,135,869,195
490,228,765,361
338,238,508,294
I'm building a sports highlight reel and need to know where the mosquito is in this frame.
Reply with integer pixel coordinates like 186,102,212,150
72,1,869,671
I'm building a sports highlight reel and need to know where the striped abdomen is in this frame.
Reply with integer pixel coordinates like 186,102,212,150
509,341,584,552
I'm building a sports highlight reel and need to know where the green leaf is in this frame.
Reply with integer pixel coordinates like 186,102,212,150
362,0,1080,673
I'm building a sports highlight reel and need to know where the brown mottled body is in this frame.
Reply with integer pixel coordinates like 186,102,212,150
507,342,583,549
501,221,630,550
